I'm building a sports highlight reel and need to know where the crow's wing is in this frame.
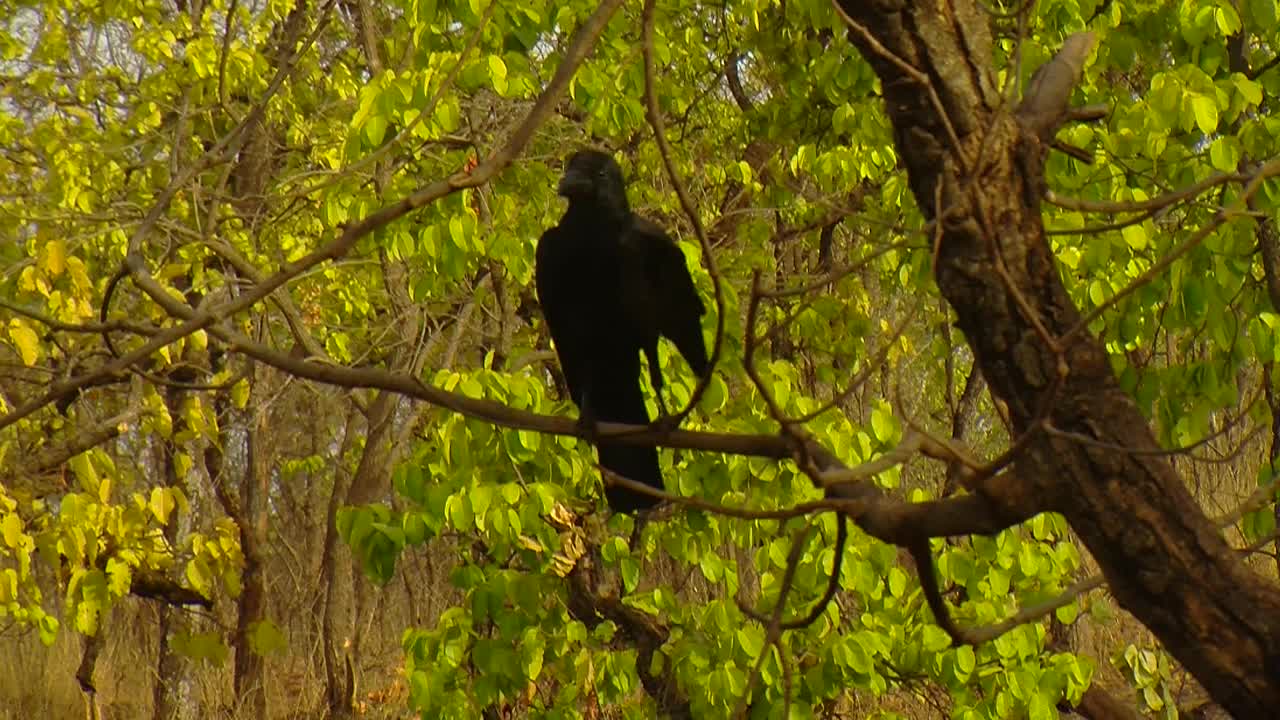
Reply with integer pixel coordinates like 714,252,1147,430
624,217,709,379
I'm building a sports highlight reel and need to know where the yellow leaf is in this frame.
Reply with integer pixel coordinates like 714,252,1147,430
69,454,99,495
173,488,190,515
40,239,67,277
150,487,176,525
98,475,111,503
106,558,132,597
1,512,23,549
19,266,38,292
175,452,193,478
231,378,250,409
0,568,17,602
6,319,40,366
186,556,213,597
66,256,91,292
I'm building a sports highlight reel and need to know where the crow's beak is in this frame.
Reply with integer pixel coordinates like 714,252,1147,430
558,167,592,198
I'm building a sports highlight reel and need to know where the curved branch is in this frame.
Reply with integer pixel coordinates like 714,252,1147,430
641,0,728,425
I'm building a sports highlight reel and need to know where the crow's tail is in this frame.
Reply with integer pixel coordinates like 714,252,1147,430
589,364,663,513
598,443,663,513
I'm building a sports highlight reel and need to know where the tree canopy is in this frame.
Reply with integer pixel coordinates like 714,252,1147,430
1,0,1278,718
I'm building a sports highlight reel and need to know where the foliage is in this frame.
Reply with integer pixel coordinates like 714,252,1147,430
0,0,1275,716
0,457,239,640
1116,645,1177,720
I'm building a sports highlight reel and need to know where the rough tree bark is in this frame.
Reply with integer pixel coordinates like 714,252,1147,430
233,378,272,718
152,383,192,720
833,1,1280,716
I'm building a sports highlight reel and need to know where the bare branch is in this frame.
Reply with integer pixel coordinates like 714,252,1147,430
1016,32,1097,140
1045,170,1245,215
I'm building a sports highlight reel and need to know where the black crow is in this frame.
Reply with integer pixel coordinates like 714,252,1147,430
535,149,709,512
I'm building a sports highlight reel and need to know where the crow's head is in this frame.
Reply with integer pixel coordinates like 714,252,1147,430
558,149,628,215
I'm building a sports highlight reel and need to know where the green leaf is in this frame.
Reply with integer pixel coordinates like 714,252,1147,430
1232,74,1263,106
1245,0,1277,30
446,494,474,531
1088,280,1108,307
39,238,66,276
1142,685,1163,710
1055,601,1081,625
887,566,907,597
403,511,428,545
520,629,545,680
248,619,288,655
870,405,897,444
1190,95,1219,134
737,626,764,657
1018,543,1041,576
1121,224,1147,251
1208,136,1240,172
702,372,727,411
620,555,640,593
186,556,215,598
488,56,508,95
1028,693,1055,720
364,110,388,147
172,631,229,665
698,551,723,582
76,569,109,635
1182,278,1207,320
37,613,59,646
469,484,493,519
1214,4,1242,34
921,625,950,652
842,635,872,673
448,214,468,252
954,644,976,677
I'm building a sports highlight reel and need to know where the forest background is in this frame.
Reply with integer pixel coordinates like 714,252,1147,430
1,0,1279,718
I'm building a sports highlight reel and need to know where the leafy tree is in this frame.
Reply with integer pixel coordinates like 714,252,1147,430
0,0,1277,717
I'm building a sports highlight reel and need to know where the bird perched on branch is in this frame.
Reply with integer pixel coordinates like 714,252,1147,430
535,149,710,513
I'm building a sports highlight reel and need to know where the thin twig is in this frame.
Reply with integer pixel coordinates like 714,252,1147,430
640,0,727,425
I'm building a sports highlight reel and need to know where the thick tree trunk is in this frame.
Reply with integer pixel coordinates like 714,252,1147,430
833,1,1280,715
1249,207,1280,580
